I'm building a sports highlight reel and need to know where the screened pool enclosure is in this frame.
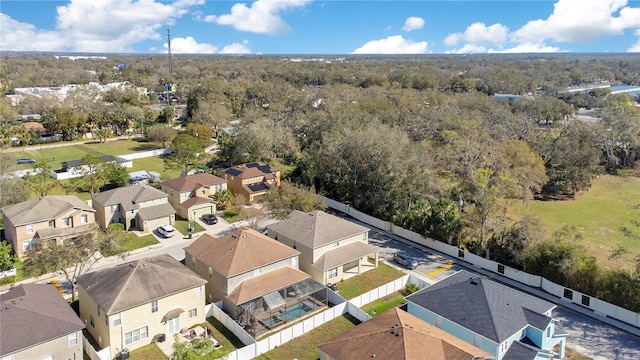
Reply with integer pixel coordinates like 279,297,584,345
236,278,328,338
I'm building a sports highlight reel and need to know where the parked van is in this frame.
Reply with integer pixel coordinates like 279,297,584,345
157,225,176,238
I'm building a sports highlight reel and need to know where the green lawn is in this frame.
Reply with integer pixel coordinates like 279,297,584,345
130,343,167,360
361,292,406,317
254,314,360,360
220,206,249,224
508,174,640,271
118,233,159,252
203,317,245,358
337,262,405,300
174,219,205,235
128,155,182,183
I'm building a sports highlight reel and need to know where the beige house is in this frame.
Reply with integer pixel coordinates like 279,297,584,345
267,210,379,285
219,162,280,204
1,196,97,259
91,185,175,233
76,254,207,359
184,227,327,338
160,173,227,221
0,284,85,360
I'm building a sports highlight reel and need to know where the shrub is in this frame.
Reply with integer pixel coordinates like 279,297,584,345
404,283,419,295
0,275,16,286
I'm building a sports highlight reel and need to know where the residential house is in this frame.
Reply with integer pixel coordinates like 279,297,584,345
160,173,227,221
184,227,327,338
266,210,379,285
219,162,280,203
318,308,493,360
91,185,175,233
0,284,85,360
405,271,566,360
1,195,97,259
76,254,207,359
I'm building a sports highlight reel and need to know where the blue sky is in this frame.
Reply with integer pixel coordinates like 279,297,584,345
1,0,639,54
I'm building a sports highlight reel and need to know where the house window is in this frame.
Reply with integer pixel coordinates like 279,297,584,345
97,305,101,316
48,220,55,228
81,214,88,223
90,315,94,328
124,326,148,345
195,286,202,298
26,224,34,233
497,264,505,274
104,313,108,325
112,204,120,213
563,289,573,300
68,332,78,347
151,300,158,313
328,268,338,279
208,267,212,278
547,327,551,337
581,295,590,307
113,313,121,326
202,190,205,195
62,217,70,226
188,308,197,319
22,240,31,251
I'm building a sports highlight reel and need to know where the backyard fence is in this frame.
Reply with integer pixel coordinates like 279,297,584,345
318,195,640,329
83,335,110,360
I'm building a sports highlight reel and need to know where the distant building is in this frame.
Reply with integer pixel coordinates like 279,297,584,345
219,162,280,204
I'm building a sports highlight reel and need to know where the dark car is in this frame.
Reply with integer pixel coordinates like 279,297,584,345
17,158,36,164
202,214,218,225
393,253,418,270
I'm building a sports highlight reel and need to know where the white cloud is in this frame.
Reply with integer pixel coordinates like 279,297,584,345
1,0,203,52
402,17,425,32
167,37,218,53
444,22,508,46
489,43,561,53
445,44,487,54
202,0,311,35
628,29,640,52
221,40,252,54
352,35,428,54
512,0,640,44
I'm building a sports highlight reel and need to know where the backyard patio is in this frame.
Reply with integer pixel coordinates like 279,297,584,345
154,325,222,357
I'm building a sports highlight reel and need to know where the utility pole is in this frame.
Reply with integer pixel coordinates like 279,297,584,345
167,28,173,78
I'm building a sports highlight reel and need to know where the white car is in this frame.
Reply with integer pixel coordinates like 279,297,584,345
157,225,176,238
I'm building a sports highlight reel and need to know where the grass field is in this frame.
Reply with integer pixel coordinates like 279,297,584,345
508,174,640,271
254,314,360,360
337,262,405,300
11,139,161,170
361,291,406,317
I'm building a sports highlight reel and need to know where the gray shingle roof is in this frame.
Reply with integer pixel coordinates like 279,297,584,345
0,284,84,356
136,203,176,221
76,254,206,314
91,185,168,211
406,271,555,343
502,341,541,360
311,241,378,271
267,210,370,248
1,196,94,226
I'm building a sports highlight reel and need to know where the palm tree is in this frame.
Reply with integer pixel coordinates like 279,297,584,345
214,189,233,210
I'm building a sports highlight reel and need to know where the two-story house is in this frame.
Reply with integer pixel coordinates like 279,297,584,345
219,162,280,204
1,196,97,259
266,210,379,285
91,185,175,232
0,284,85,360
184,227,327,338
405,271,567,360
319,308,493,360
76,254,207,359
160,173,227,221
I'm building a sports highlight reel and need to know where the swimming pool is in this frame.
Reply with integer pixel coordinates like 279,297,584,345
263,301,315,326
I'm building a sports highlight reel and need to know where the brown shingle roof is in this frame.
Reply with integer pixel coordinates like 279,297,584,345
161,173,226,192
184,227,299,278
180,196,214,209
76,254,206,314
267,210,370,248
136,203,176,221
1,196,94,226
91,185,168,211
225,267,310,305
318,308,492,360
0,284,85,356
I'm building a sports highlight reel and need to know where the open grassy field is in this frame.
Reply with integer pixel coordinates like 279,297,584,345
507,174,640,271
11,139,161,170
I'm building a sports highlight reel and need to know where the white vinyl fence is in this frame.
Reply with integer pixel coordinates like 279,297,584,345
0,268,17,279
83,335,110,360
318,196,640,328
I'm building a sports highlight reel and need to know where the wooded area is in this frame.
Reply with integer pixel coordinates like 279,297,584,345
1,53,639,310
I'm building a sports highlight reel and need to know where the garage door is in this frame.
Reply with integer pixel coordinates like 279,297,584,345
144,217,172,234
191,205,215,221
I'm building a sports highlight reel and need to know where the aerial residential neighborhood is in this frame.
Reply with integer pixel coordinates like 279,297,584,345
1,51,640,360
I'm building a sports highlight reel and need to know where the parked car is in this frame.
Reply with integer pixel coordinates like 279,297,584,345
17,158,36,164
393,253,418,270
157,224,176,238
202,214,218,225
